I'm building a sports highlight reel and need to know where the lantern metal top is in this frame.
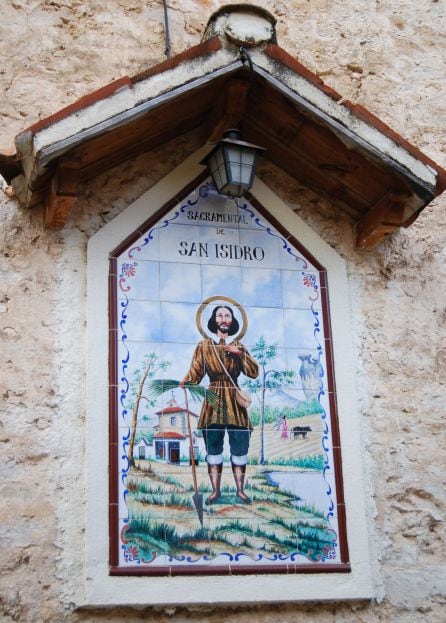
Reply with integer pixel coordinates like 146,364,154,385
216,128,264,148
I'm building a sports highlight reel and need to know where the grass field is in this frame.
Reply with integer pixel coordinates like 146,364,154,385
122,454,337,566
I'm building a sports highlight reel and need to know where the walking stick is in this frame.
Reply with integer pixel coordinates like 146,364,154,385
182,387,204,527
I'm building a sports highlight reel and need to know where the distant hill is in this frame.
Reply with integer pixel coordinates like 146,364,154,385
264,389,305,408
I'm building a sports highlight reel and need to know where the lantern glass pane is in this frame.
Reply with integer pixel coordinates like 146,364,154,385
226,145,258,190
240,164,253,186
241,150,256,166
215,147,225,171
208,148,228,192
226,145,244,184
207,153,219,189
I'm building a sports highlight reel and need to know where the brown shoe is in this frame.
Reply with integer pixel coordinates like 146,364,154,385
231,463,251,504
205,463,222,505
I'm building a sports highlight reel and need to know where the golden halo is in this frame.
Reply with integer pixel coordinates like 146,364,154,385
195,295,248,340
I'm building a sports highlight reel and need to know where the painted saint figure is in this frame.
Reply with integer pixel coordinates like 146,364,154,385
182,305,259,504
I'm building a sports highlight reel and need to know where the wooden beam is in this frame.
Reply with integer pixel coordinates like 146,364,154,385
244,116,371,215
207,78,250,143
44,157,81,229
78,112,208,182
355,192,409,249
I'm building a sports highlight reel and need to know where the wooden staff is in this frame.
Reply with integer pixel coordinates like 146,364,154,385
182,387,203,527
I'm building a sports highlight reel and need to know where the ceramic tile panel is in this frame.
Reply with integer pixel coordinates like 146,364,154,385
238,227,281,270
205,515,265,562
283,307,326,350
207,493,254,522
198,223,242,267
115,222,160,263
285,349,327,392
277,234,318,273
228,197,264,231
201,264,242,303
117,259,160,302
119,513,171,568
158,223,201,265
243,306,286,348
110,179,346,573
159,262,202,303
318,389,336,421
172,185,242,229
118,341,163,380
160,302,204,344
241,266,283,308
281,269,322,310
120,300,162,343
160,341,200,379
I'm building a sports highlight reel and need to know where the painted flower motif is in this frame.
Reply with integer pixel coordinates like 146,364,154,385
302,272,318,289
124,544,140,563
119,262,138,292
322,543,337,560
121,262,137,278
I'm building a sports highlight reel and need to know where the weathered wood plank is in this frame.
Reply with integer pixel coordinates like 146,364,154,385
206,78,250,143
243,117,371,215
77,114,208,182
355,192,409,249
247,85,407,205
75,85,217,167
44,157,81,229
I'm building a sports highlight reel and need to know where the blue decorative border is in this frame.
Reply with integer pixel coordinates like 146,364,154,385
300,276,337,557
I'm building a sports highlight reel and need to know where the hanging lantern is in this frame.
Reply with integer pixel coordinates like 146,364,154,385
201,129,265,198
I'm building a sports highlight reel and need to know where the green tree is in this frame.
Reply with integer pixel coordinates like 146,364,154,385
126,352,170,468
243,336,295,464
134,429,155,445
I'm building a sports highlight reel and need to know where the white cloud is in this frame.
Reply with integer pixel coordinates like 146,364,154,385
161,302,202,344
160,262,201,303
283,308,323,349
241,267,282,307
122,300,162,342
201,265,242,302
244,306,285,348
282,270,321,310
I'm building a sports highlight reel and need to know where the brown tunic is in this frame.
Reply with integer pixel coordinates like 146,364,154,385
183,338,259,430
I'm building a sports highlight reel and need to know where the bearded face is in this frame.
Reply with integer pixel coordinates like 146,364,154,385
215,307,233,334
207,304,239,336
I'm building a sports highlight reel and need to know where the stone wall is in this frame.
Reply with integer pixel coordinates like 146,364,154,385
0,1,445,621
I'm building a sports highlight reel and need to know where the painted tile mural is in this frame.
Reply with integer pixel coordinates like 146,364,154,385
110,179,348,574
